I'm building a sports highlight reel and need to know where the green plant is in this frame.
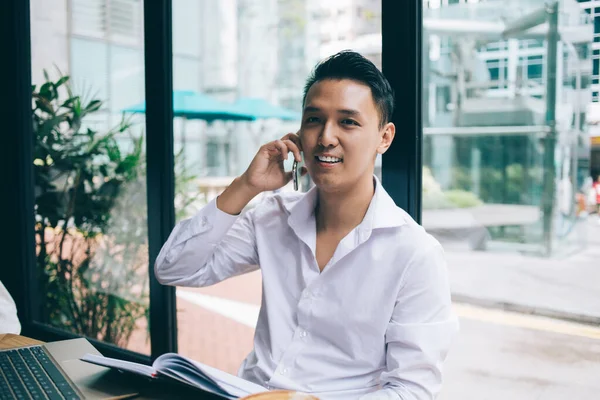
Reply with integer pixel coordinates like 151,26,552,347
422,191,454,209
33,70,148,347
450,164,543,206
445,190,483,208
422,167,484,209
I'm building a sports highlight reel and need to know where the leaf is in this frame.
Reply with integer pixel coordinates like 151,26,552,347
43,69,50,82
97,180,120,198
56,76,70,87
36,117,62,139
60,96,79,109
106,143,121,163
35,99,55,115
39,82,54,98
85,100,102,113
115,154,139,175
41,85,59,104
99,165,109,177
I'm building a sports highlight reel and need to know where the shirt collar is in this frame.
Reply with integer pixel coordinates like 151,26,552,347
359,175,408,230
285,175,407,235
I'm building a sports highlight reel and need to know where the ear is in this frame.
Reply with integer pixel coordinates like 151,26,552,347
376,122,395,154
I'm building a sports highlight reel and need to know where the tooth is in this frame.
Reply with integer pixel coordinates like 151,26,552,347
318,156,341,162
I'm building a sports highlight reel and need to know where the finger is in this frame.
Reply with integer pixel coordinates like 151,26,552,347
281,132,303,151
263,142,281,157
273,140,288,160
281,139,302,162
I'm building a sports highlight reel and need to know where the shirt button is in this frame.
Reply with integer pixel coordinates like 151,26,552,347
303,291,311,299
201,216,208,226
300,330,307,338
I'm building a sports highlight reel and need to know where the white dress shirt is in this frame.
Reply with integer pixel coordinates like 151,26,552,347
0,280,21,334
155,177,459,400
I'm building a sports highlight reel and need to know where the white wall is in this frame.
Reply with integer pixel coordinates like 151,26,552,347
30,0,70,85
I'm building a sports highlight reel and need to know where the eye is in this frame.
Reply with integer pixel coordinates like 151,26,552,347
305,116,320,124
341,119,360,126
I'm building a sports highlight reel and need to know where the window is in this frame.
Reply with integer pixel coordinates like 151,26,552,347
30,0,149,354
71,0,142,45
108,0,143,44
71,0,106,39
423,1,599,398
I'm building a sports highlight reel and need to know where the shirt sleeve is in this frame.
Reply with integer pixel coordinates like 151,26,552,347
0,280,21,334
154,197,259,287
367,242,459,400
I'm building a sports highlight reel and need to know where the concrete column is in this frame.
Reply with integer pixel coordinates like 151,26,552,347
507,39,519,96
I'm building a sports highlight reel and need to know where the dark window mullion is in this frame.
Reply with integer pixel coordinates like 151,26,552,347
381,0,423,223
2,0,39,331
143,0,177,360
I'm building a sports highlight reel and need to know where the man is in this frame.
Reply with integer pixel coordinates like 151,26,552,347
155,51,458,399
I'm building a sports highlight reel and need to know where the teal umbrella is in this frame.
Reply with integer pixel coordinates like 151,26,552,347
233,97,301,121
123,90,255,122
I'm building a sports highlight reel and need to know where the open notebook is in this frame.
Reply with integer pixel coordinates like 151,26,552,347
81,352,268,399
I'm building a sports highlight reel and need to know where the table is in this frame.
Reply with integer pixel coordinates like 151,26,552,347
0,333,42,350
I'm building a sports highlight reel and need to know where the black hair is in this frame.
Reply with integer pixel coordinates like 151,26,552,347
302,50,395,128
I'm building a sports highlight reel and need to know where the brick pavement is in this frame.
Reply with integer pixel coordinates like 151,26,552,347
122,272,262,373
177,272,262,374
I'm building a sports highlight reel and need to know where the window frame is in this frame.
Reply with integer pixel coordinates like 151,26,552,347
382,0,423,221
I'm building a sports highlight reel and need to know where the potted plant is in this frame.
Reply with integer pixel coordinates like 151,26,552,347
33,71,148,347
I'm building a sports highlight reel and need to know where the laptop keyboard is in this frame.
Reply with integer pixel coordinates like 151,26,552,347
0,346,81,400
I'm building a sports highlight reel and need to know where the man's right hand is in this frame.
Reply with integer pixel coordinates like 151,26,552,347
241,132,303,194
216,133,303,215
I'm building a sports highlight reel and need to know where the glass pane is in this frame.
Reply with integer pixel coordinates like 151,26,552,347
423,1,600,398
30,0,150,354
173,0,382,373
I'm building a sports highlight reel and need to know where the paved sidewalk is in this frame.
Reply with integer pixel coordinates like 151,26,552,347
443,217,600,324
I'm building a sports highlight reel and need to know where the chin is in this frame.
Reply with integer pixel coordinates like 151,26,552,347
312,169,374,194
312,175,349,193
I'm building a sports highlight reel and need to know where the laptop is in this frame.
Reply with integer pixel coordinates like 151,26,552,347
0,338,140,399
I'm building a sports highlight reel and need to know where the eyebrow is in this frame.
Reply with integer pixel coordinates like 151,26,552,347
303,106,361,116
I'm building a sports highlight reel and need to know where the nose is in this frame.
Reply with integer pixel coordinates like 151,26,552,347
318,122,339,148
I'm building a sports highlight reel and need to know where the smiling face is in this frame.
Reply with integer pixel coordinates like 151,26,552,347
300,78,395,193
